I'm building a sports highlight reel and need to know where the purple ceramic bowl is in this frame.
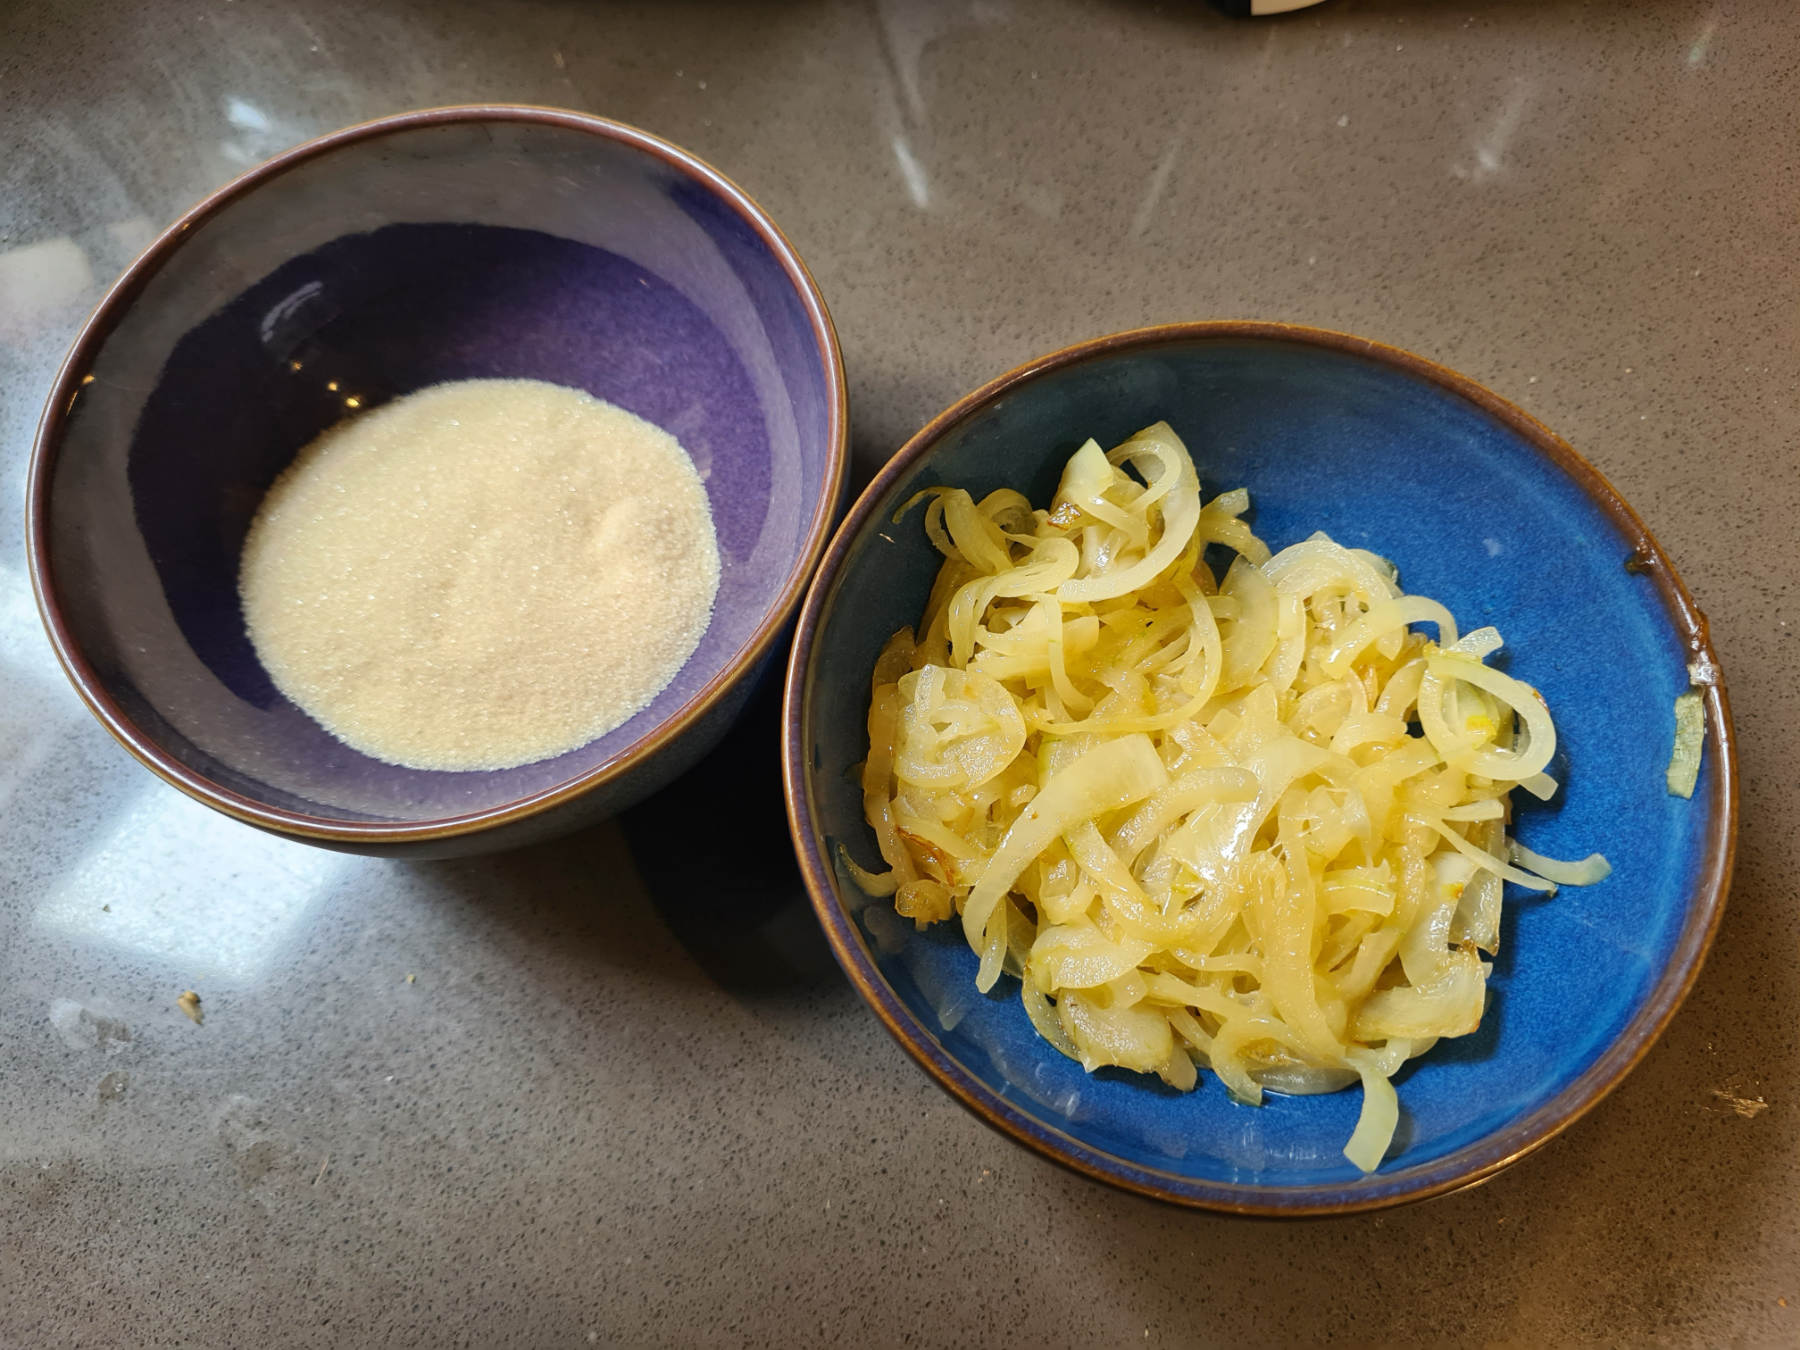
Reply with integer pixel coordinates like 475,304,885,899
27,106,846,857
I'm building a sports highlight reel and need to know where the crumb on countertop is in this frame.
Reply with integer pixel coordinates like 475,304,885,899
176,990,203,1025
1710,1087,1767,1118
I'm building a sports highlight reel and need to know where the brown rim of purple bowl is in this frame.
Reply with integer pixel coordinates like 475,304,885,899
781,320,1736,1215
25,104,848,846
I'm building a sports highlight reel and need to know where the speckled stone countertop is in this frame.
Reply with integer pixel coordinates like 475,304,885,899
3,2,1795,1345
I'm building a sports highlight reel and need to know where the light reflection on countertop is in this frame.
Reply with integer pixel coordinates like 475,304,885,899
35,786,349,983
2,1,1797,1345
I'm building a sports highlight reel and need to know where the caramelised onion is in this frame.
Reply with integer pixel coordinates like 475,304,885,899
850,422,1607,1173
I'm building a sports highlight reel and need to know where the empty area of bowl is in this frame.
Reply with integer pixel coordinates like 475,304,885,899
42,117,836,826
797,334,1725,1202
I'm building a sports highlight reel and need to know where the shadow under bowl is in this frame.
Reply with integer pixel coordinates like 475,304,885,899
784,321,1734,1214
29,106,845,857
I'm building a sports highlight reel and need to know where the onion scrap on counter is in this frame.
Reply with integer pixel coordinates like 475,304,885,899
847,421,1609,1172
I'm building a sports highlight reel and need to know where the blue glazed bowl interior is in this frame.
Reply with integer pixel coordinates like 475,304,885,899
42,116,835,825
797,334,1725,1205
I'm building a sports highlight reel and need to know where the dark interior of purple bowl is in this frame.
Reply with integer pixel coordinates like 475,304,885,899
41,117,835,824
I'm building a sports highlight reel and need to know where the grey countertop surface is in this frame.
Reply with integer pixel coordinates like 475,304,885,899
3,2,1796,1345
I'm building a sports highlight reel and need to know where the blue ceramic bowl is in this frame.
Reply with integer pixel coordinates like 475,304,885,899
29,107,845,857
784,323,1735,1214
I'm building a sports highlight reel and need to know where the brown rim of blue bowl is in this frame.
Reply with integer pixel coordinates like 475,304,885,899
781,320,1737,1217
26,104,849,847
